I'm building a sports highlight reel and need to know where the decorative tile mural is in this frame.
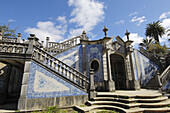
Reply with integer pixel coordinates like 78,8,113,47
55,45,83,72
86,44,104,82
162,81,170,90
132,50,160,86
27,62,87,99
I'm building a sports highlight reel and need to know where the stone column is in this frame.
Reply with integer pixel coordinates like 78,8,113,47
81,31,89,40
46,37,49,48
89,69,96,100
18,61,31,110
125,41,140,90
17,33,22,43
82,43,87,75
26,34,35,54
129,53,140,90
106,50,115,91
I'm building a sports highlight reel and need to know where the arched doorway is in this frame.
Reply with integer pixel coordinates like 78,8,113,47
110,54,126,90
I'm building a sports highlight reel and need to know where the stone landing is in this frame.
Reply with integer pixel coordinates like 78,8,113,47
76,89,170,113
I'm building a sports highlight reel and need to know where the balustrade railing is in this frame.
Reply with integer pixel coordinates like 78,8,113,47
32,45,89,92
0,33,89,92
47,35,83,55
0,41,28,54
139,47,161,66
2,37,18,43
160,65,170,86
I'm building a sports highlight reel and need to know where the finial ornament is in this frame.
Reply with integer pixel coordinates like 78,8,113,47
82,30,86,34
103,25,108,37
125,29,130,41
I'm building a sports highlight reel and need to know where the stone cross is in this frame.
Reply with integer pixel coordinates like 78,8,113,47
103,25,108,37
125,29,130,41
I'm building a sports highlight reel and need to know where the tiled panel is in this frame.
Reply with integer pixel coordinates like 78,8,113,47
27,62,87,99
86,44,104,82
55,45,83,72
133,51,160,86
163,81,170,90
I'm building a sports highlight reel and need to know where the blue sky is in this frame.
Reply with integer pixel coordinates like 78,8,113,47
1,0,170,48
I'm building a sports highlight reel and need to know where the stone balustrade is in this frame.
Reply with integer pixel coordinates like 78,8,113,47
2,37,18,43
160,65,170,85
0,33,89,92
0,41,28,54
46,32,88,55
47,35,81,55
32,45,89,92
139,47,161,66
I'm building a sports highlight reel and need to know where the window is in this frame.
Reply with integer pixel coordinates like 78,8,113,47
90,59,100,73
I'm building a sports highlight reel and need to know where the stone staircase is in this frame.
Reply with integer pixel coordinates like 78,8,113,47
75,89,170,113
139,47,161,66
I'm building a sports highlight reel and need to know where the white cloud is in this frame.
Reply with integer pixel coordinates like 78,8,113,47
160,18,170,46
68,0,105,37
115,20,125,25
123,33,144,48
57,16,67,24
8,19,16,22
131,16,146,26
159,11,170,20
161,18,170,29
128,12,138,17
24,20,67,42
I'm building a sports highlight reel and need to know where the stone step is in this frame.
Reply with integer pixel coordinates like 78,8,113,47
76,90,170,113
127,107,170,113
140,99,170,108
86,100,140,109
75,105,127,113
87,99,170,109
75,105,170,113
92,96,168,103
97,90,162,99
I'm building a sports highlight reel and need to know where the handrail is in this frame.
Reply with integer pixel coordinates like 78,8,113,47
46,35,83,55
32,45,89,92
160,65,170,85
2,37,18,43
0,34,89,92
0,41,28,54
139,47,161,66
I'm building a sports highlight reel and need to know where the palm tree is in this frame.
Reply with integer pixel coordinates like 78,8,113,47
145,21,165,43
139,38,153,50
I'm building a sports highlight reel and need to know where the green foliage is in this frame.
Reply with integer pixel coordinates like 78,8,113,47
145,21,165,43
0,24,19,38
15,110,20,112
139,38,153,50
168,104,170,107
80,104,86,107
147,43,169,55
31,106,78,113
96,109,118,113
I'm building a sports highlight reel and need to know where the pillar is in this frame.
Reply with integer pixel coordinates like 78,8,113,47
106,50,115,91
17,33,22,43
18,61,31,110
89,69,96,100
